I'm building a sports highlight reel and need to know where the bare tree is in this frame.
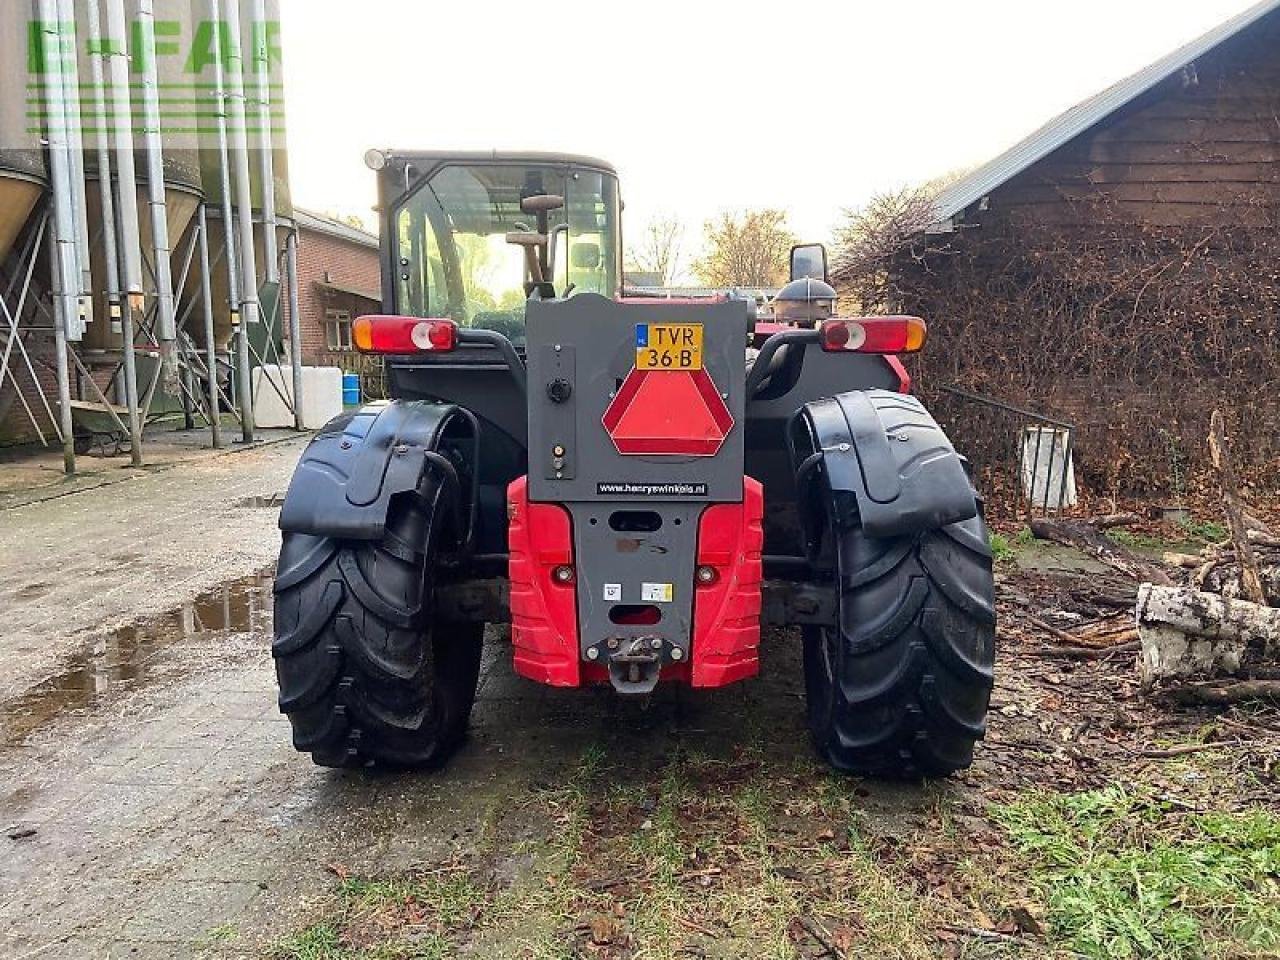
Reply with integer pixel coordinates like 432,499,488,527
831,171,968,311
322,210,372,232
628,214,686,287
693,209,797,288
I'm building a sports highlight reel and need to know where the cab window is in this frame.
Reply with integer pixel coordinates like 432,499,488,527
394,163,619,345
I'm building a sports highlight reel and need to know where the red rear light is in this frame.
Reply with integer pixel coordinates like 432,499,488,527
353,315,457,354
424,320,456,351
821,321,851,350
820,316,927,354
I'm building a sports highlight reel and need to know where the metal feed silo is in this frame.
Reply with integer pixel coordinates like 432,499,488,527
177,0,293,354
1,0,297,465
0,152,45,273
0,10,48,280
77,0,206,354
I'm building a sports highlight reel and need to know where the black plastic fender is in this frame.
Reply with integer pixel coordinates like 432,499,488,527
796,390,978,539
279,400,471,542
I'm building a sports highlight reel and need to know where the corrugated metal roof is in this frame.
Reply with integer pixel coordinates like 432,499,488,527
295,208,379,249
927,0,1280,231
315,279,380,302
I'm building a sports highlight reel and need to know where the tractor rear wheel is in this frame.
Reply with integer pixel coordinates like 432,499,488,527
803,513,996,778
272,482,483,768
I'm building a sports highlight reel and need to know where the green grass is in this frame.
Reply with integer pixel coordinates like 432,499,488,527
195,923,239,956
624,759,692,957
275,750,1277,960
1106,528,1172,551
268,847,490,958
1179,518,1228,543
990,527,1033,563
993,786,1280,960
270,924,343,960
1108,518,1229,554
336,872,484,931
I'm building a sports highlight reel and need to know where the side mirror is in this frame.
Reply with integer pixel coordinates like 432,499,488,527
521,194,565,215
790,243,828,282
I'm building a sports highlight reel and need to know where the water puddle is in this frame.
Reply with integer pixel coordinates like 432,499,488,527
0,570,274,745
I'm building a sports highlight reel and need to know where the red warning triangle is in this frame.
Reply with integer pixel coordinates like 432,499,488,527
602,368,734,456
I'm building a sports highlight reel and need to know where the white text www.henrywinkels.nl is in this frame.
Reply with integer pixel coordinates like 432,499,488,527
597,482,709,497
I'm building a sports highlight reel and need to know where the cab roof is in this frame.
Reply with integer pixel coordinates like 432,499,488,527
379,150,617,175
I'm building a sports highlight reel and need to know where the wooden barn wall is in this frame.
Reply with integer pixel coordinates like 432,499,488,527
886,11,1280,503
984,12,1280,228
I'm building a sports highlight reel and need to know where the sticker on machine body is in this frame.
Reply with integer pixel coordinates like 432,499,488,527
635,323,703,370
642,583,674,603
597,481,708,497
603,583,622,602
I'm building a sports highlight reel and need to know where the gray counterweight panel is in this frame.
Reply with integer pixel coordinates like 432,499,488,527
568,502,702,660
525,294,748,505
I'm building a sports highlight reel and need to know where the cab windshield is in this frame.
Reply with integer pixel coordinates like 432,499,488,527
394,163,621,344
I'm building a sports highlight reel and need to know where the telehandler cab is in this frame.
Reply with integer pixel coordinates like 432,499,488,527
273,151,995,777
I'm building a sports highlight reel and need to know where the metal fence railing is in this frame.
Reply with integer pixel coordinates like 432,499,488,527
323,351,386,403
938,385,1077,518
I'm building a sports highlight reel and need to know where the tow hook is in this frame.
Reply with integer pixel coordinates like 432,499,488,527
586,636,681,696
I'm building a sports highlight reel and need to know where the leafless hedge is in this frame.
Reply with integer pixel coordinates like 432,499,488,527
837,201,1280,502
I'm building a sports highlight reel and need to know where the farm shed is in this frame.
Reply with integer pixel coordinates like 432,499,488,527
286,210,380,367
841,0,1280,500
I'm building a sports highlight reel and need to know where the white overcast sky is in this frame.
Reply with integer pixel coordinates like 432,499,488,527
279,0,1261,250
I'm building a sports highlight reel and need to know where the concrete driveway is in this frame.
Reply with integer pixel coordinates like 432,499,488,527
1,564,818,958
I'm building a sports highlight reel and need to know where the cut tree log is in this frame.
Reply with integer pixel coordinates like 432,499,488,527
1208,410,1266,606
1030,639,1141,660
1247,529,1280,548
1074,623,1139,646
1030,518,1174,586
1135,583,1280,688
1195,551,1280,605
1243,513,1274,536
1021,613,1082,645
1167,681,1280,706
1071,587,1138,609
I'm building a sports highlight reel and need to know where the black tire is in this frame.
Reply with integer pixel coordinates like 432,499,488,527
272,480,483,768
803,512,996,778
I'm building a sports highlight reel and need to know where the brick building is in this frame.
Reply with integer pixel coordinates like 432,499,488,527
0,208,381,447
288,209,381,370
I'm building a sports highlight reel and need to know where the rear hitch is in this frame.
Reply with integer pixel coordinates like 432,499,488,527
586,636,682,696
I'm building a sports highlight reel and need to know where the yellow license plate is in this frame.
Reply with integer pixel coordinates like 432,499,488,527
635,323,703,370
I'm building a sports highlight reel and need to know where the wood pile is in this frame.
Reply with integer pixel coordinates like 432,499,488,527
1024,409,1279,706
1133,411,1279,704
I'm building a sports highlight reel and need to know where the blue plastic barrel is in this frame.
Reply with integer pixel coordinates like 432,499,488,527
342,372,361,406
